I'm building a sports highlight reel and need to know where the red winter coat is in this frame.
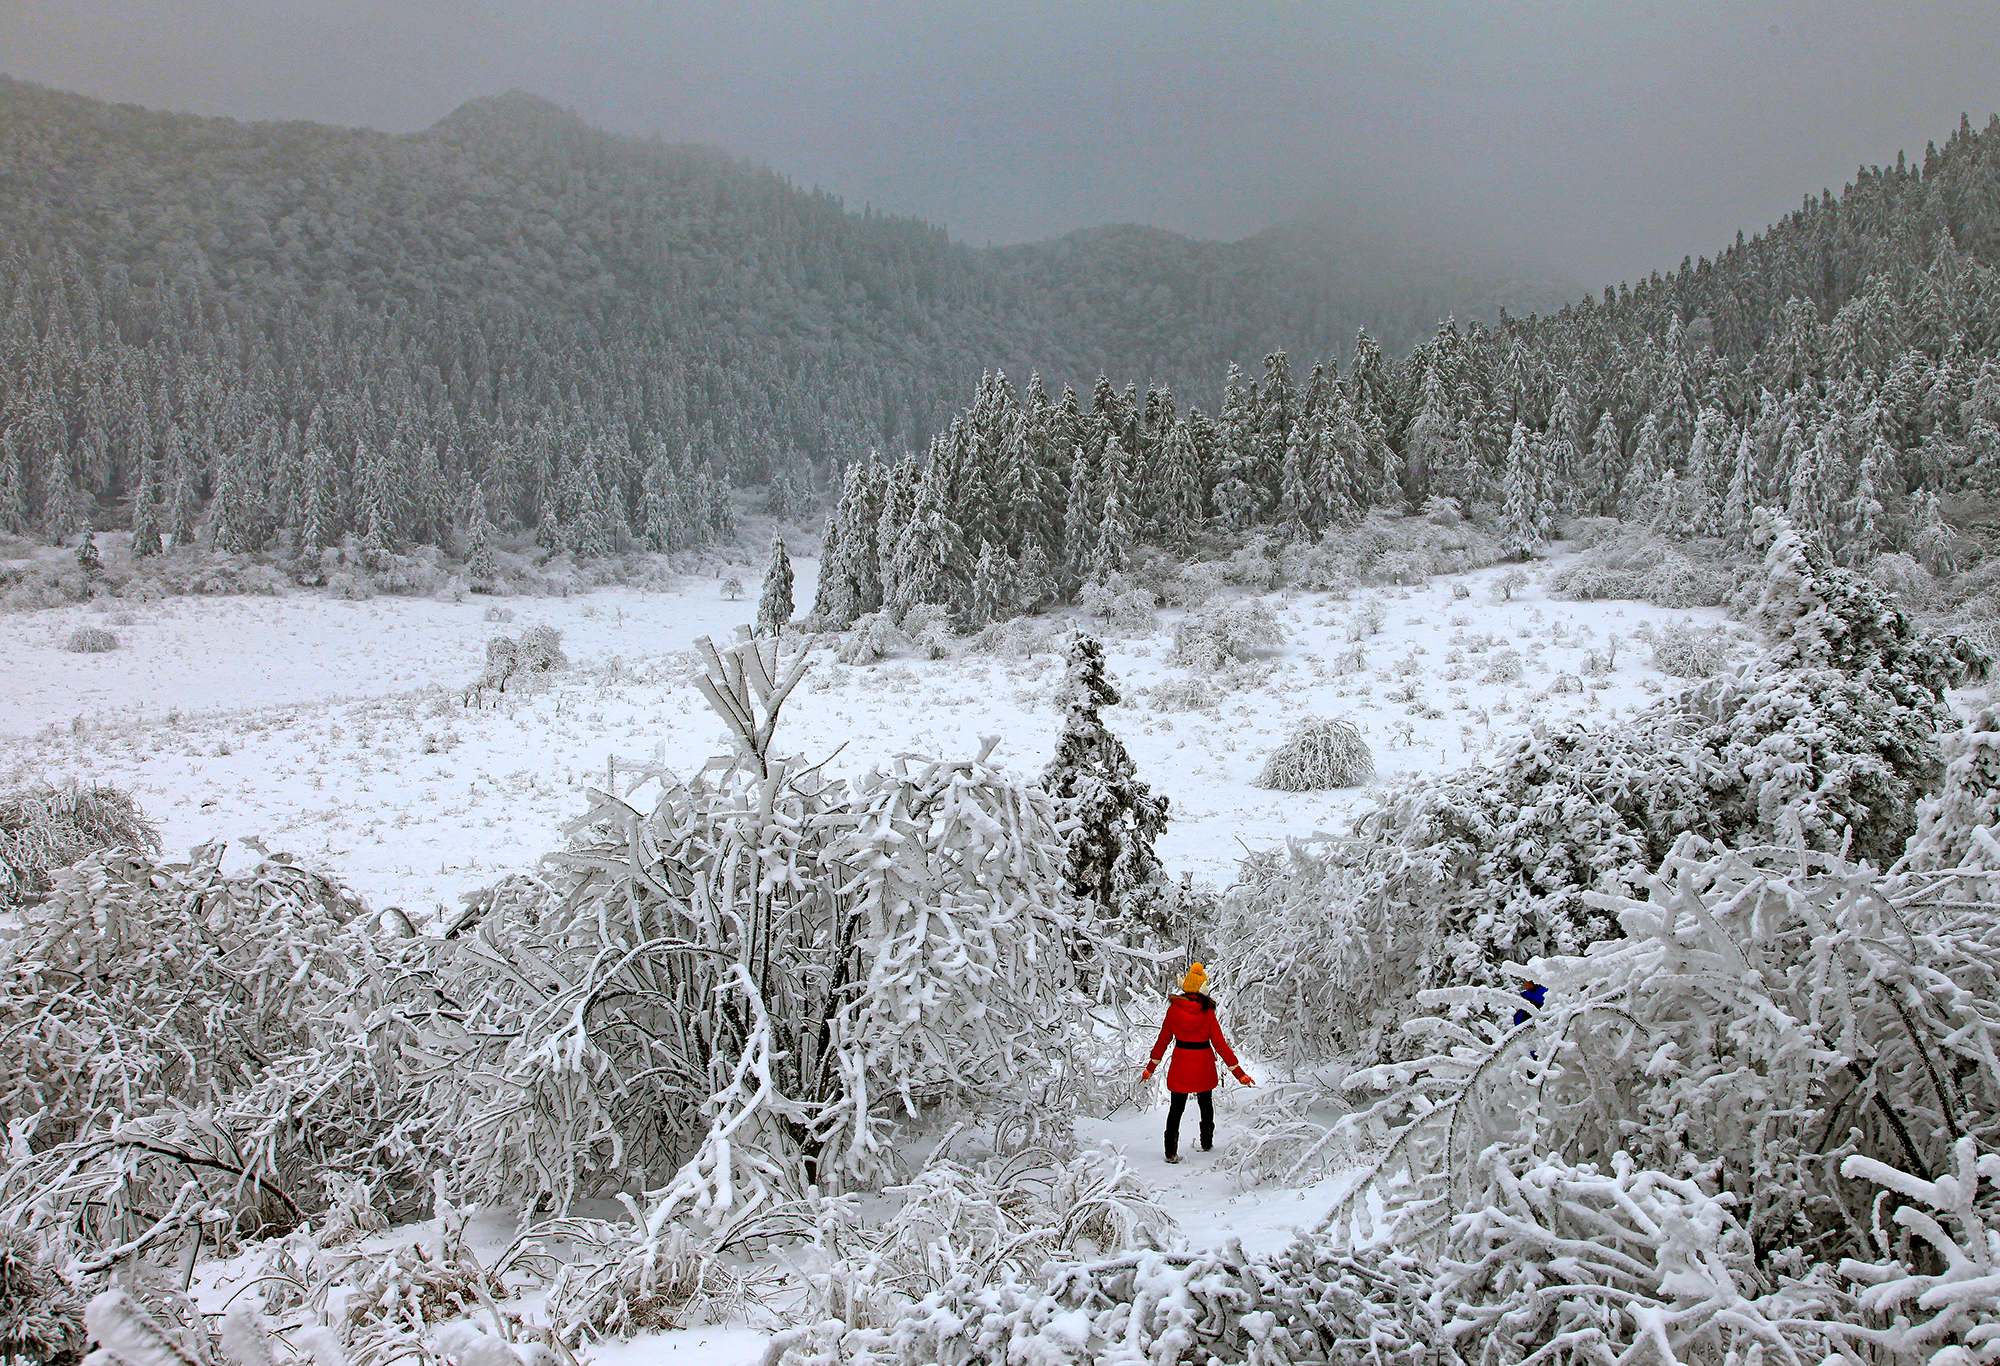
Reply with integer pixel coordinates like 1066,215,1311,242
1149,994,1242,1093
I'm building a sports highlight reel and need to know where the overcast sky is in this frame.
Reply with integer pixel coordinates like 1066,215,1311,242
3,0,1996,285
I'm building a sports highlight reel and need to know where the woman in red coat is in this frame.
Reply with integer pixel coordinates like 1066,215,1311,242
1141,962,1254,1163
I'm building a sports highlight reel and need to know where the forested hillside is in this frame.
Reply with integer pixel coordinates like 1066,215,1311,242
812,111,2000,629
0,77,1565,562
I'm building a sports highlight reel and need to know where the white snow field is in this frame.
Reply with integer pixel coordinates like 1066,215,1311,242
1,553,1749,1362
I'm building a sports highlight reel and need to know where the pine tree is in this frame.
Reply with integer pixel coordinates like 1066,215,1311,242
467,506,498,585
74,520,101,576
1501,422,1550,558
1844,437,1888,564
1682,408,1726,538
1041,632,1169,922
299,441,334,556
1157,418,1206,542
1625,414,1666,519
163,423,198,550
0,431,26,535
756,535,794,636
129,450,162,557
1722,429,1756,548
1017,541,1057,615
1059,439,1100,598
1280,418,1318,531
889,472,963,620
1585,409,1622,515
968,540,1015,628
1084,441,1136,585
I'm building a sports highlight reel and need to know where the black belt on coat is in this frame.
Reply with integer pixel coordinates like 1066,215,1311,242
1173,1039,1211,1050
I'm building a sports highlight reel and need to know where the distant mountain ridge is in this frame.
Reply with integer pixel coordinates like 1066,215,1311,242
0,74,1574,562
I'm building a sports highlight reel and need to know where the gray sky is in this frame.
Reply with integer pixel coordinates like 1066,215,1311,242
4,0,1997,285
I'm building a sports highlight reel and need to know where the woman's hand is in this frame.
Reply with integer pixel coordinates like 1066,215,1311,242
1140,1061,1156,1081
1232,1067,1255,1086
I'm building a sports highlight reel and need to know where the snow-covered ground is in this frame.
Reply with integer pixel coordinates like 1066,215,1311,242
1,552,1749,1361
0,555,1746,914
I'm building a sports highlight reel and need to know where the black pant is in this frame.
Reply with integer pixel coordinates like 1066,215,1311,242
1165,1089,1214,1158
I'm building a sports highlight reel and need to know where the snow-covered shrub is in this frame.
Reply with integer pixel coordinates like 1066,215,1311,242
1869,549,1939,607
900,600,952,660
1254,717,1372,791
1105,589,1157,635
1906,705,2000,871
1217,1084,1352,1188
771,1235,1435,1366
542,1210,753,1345
1145,675,1217,712
1288,514,1964,1036
836,610,913,664
0,840,402,1269
1492,567,1528,600
967,616,1057,659
1559,514,1625,548
472,624,567,695
1547,528,1672,601
1218,539,1280,589
514,622,566,672
0,1227,84,1366
481,605,514,623
1345,599,1384,640
0,781,157,908
793,1149,1175,1339
1648,618,1729,677
1479,647,1522,684
1080,584,1160,636
1157,560,1225,608
1169,603,1282,670
307,1191,509,1363
1316,834,2000,1364
1643,551,1734,607
1214,839,1411,1070
83,1291,214,1366
1275,537,1358,595
63,626,118,653
421,637,1135,1233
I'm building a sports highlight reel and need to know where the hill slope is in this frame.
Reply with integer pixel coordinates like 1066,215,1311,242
0,77,1572,557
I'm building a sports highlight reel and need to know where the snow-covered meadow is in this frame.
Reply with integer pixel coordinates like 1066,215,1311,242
0,550,1760,1360
0,554,1743,917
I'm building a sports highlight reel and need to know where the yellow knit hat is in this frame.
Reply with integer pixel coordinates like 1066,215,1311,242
1181,962,1207,994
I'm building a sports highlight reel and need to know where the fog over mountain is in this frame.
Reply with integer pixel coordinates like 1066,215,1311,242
6,0,1997,287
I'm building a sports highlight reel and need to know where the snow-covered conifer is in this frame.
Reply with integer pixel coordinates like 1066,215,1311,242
1500,422,1549,558
1041,633,1168,922
128,452,162,557
756,535,794,636
967,541,1015,628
